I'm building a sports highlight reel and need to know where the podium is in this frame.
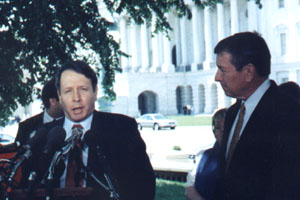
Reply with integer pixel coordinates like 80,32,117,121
2,187,94,200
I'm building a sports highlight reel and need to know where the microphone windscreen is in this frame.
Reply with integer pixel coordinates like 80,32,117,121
43,126,66,154
83,130,97,147
26,127,48,152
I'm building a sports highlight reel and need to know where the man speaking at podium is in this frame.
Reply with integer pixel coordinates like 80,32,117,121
22,60,155,200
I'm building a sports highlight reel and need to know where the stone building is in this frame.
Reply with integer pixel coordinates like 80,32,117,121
15,0,300,120
105,0,300,117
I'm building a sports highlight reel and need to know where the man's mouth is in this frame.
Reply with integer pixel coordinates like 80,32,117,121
72,107,83,114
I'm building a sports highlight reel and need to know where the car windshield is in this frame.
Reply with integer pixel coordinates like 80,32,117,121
153,114,166,120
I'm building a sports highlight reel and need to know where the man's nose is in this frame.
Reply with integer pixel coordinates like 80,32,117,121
72,90,81,101
215,69,221,82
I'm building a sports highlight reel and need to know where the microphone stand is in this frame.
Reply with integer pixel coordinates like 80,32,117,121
3,146,32,200
81,143,119,200
26,171,36,200
80,164,120,200
44,132,79,200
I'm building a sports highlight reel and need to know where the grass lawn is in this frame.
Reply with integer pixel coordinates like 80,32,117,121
153,115,211,199
167,115,212,126
155,179,186,200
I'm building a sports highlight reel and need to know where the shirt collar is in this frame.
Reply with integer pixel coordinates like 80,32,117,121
43,110,54,123
43,110,64,123
63,114,93,140
244,79,271,114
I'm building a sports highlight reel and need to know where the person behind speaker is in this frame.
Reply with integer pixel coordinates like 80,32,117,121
15,78,64,145
213,31,300,200
278,81,300,104
185,108,227,200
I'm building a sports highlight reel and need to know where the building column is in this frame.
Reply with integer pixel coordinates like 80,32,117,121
217,84,226,108
180,16,188,68
204,83,213,113
203,7,213,70
217,2,225,41
162,32,175,72
140,23,150,72
192,86,200,114
191,5,201,71
248,0,258,31
174,16,182,69
150,16,159,72
230,0,239,34
119,15,129,71
130,23,139,72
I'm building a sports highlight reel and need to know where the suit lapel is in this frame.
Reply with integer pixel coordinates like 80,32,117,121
219,100,241,172
238,81,277,143
220,82,277,172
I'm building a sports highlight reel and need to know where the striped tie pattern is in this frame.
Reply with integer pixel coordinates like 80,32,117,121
226,103,245,173
65,124,84,187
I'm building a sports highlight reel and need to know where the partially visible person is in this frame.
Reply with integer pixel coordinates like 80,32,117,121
15,78,64,145
278,81,300,103
185,108,227,200
214,31,300,200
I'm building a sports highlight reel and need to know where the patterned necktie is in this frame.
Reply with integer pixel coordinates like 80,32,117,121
226,103,246,173
65,124,84,187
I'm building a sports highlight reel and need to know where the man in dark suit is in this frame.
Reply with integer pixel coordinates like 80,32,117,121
15,78,64,145
213,32,300,200
25,61,155,200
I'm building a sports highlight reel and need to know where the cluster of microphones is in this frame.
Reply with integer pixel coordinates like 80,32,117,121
0,126,120,200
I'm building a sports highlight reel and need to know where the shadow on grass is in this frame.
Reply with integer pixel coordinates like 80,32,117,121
155,179,186,200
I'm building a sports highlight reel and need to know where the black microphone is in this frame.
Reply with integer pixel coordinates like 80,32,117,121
3,127,48,196
84,130,107,162
42,126,66,154
43,126,83,200
0,141,21,154
13,127,48,162
29,126,66,181
27,126,66,197
83,130,96,147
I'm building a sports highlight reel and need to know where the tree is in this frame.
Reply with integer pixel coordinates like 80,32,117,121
0,0,262,125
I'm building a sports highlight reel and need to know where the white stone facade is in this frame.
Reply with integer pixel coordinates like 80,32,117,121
107,0,300,117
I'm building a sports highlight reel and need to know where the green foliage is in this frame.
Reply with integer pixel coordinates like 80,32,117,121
0,0,121,124
173,145,182,151
155,179,186,200
0,0,262,124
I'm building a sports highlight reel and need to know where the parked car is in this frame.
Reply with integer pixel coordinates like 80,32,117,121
0,134,15,145
0,117,19,145
136,113,177,130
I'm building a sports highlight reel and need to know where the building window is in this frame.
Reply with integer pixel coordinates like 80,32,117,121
279,0,284,8
297,70,300,84
276,71,289,84
280,33,287,55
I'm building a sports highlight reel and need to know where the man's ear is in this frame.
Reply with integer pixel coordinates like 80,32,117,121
93,86,98,102
57,91,62,104
49,98,57,107
243,63,255,82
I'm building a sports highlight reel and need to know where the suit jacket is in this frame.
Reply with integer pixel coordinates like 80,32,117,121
15,112,44,145
214,81,300,200
21,111,155,200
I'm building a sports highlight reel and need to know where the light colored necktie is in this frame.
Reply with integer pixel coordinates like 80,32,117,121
226,103,245,173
